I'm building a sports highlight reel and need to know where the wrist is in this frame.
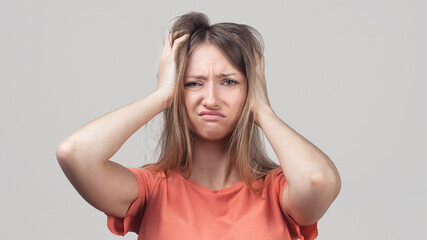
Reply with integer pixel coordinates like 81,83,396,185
253,104,276,127
153,89,174,110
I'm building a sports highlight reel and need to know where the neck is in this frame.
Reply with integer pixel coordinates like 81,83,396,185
187,137,241,190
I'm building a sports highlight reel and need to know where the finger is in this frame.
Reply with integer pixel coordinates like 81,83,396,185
260,55,265,69
165,33,172,46
161,34,173,56
253,50,261,59
171,34,189,51
253,51,263,68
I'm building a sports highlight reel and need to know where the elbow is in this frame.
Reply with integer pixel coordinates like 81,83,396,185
310,170,341,200
56,139,76,168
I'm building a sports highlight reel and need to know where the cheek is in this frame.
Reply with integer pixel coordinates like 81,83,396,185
236,90,247,110
227,92,247,122
184,93,196,112
183,93,200,126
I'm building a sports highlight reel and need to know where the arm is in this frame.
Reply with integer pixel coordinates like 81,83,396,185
251,55,341,226
56,34,188,218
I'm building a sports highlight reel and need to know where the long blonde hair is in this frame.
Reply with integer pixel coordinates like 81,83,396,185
145,12,280,197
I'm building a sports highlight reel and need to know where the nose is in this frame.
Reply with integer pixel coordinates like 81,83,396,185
202,80,220,109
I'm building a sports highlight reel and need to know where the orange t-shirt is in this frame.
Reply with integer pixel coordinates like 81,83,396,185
106,166,318,240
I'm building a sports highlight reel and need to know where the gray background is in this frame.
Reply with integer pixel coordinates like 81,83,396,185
1,0,426,239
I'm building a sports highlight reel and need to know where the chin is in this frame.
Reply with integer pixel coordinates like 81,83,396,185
199,134,226,142
195,129,231,142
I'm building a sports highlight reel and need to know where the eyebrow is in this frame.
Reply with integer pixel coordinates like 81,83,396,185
184,73,238,79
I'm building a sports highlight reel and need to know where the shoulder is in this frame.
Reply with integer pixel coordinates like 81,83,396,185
262,167,287,195
127,164,166,189
264,167,285,182
131,164,166,178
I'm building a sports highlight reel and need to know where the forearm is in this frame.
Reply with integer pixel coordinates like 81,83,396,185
256,105,341,196
57,90,170,165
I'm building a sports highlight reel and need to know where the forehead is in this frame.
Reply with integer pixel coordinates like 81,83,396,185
185,43,241,76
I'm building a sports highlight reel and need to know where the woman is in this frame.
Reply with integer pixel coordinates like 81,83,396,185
57,12,341,239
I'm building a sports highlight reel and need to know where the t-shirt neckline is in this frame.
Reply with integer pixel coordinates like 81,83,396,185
176,171,245,194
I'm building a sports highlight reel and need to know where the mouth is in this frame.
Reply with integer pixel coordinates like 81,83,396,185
198,110,226,120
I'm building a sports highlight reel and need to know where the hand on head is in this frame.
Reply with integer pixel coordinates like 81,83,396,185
250,53,271,124
156,33,189,106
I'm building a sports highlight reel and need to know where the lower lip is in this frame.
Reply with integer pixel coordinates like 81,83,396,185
200,115,225,120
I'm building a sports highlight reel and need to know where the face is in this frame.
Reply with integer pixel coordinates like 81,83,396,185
183,43,247,142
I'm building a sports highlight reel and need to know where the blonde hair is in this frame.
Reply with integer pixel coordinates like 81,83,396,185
145,12,280,197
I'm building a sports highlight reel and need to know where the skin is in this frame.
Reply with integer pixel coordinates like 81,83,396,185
56,34,189,218
252,54,341,226
56,33,341,226
182,43,247,190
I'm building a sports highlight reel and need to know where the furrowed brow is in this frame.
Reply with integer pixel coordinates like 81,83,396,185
184,75,207,80
217,73,238,78
184,73,238,79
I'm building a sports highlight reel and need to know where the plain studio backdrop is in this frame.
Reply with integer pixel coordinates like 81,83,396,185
1,0,425,239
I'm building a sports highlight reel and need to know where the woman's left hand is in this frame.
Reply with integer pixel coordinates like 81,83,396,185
250,53,272,124
251,53,341,227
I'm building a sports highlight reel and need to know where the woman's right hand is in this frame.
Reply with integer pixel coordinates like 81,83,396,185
156,33,189,106
56,33,190,219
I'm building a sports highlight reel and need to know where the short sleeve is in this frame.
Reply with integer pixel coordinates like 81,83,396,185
106,166,161,236
270,168,319,240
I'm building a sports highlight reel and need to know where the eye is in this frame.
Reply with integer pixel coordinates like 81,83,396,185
223,79,237,86
184,81,202,87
